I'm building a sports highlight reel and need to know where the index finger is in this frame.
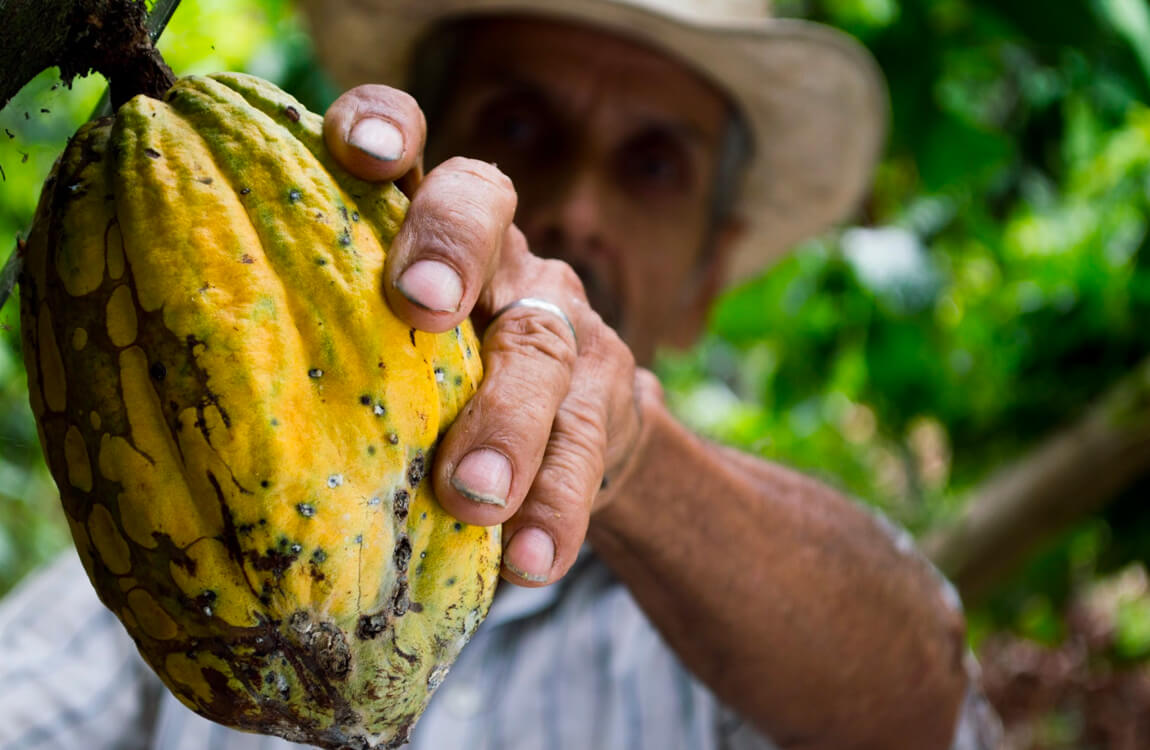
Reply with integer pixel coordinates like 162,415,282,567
323,84,426,183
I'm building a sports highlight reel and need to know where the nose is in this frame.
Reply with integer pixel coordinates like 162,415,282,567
519,167,611,261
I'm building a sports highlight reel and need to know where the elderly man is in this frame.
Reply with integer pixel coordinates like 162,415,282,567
0,1,1001,749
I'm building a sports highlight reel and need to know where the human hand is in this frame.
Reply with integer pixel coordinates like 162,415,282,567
324,85,653,586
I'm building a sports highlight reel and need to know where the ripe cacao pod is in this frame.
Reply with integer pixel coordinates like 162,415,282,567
19,72,500,749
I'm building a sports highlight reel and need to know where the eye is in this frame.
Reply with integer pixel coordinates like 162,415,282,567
492,109,539,147
618,130,693,194
473,92,551,156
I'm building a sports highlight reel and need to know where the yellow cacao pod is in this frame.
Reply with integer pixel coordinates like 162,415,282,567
19,72,500,749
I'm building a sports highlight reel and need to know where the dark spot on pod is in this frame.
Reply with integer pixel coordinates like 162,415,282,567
392,583,410,616
407,454,426,487
357,613,388,640
359,394,372,406
239,187,251,195
288,188,302,202
421,512,427,520
388,433,399,445
315,257,327,266
454,375,463,386
308,368,323,378
260,480,270,488
368,495,381,506
445,577,456,587
194,590,217,617
373,403,386,417
453,522,463,532
394,537,411,571
259,518,268,526
466,346,473,358
419,551,427,559
313,622,351,678
367,445,376,456
434,367,445,383
351,211,360,222
338,229,352,247
144,148,161,159
354,534,363,544
339,206,349,222
309,563,325,582
197,177,213,185
290,543,303,554
264,672,275,684
409,328,417,347
237,523,254,534
285,105,300,122
270,418,280,426
408,602,423,613
312,548,327,563
149,362,166,381
296,503,316,518
393,489,409,520
240,254,254,264
248,543,300,577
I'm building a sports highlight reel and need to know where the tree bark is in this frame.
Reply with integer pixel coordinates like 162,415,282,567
0,0,173,111
0,0,84,109
923,355,1150,603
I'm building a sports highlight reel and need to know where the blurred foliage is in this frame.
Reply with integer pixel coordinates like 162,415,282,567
664,0,1150,618
1,4,1150,739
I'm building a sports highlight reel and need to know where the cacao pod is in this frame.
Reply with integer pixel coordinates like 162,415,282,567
19,72,500,749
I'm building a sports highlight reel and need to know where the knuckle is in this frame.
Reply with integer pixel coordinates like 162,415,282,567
488,312,578,372
441,156,516,195
540,258,585,296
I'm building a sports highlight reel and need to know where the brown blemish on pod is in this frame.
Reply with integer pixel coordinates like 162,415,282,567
88,504,131,575
64,425,93,491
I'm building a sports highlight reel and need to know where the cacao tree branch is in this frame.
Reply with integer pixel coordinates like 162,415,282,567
0,0,176,111
922,354,1150,603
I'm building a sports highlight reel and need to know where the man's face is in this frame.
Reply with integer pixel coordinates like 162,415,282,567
424,18,738,365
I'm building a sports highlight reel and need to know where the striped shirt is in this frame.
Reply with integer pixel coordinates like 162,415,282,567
0,549,1000,750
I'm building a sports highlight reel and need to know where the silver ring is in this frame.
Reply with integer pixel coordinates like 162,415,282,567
491,297,578,346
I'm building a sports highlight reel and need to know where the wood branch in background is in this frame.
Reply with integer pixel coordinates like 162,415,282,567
0,0,86,108
923,355,1150,603
0,0,170,111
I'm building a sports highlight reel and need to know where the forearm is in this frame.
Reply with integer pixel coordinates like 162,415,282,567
588,397,969,750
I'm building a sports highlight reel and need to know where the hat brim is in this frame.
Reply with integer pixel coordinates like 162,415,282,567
300,0,888,285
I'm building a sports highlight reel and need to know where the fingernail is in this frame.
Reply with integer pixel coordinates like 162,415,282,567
505,527,554,583
349,117,404,161
397,260,463,313
451,449,511,507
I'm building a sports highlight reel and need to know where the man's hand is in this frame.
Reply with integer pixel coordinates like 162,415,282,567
324,85,648,586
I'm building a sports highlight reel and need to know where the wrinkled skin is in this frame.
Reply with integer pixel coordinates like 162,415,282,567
322,17,972,750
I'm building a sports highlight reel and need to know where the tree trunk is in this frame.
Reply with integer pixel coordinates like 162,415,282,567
923,355,1150,603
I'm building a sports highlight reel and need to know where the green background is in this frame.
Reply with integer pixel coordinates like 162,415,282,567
3,0,1150,745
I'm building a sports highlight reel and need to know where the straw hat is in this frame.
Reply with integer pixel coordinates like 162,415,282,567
299,0,888,284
